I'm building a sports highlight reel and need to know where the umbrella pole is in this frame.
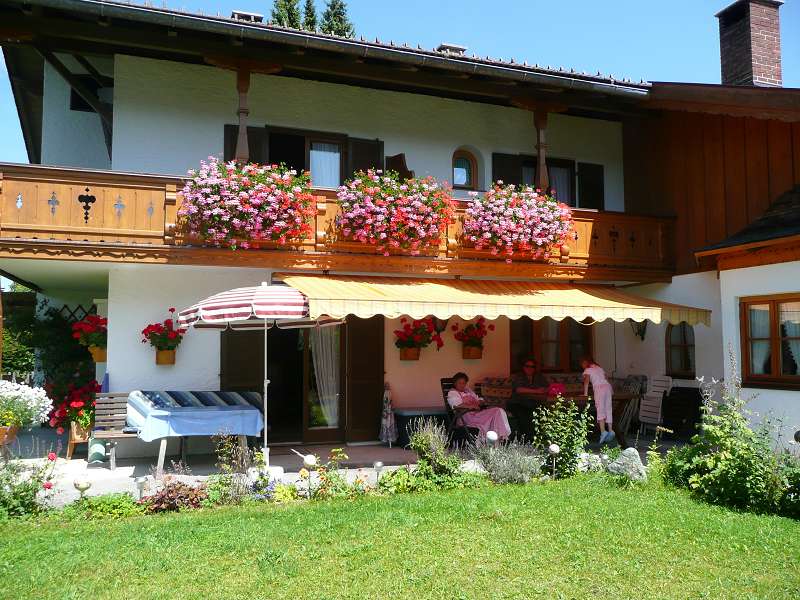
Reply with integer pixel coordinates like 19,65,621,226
263,319,270,467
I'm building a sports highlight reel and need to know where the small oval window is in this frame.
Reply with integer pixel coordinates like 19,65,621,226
452,150,477,190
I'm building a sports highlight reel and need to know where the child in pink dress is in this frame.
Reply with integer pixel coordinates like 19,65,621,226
581,356,615,445
446,372,511,441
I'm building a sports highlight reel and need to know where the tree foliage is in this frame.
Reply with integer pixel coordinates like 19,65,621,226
302,0,318,31
321,0,355,38
271,0,302,29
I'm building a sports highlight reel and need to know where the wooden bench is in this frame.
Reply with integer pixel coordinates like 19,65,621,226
92,392,137,470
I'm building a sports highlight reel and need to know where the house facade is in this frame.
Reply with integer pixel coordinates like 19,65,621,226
1,0,798,450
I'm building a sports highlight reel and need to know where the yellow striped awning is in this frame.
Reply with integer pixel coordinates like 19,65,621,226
277,275,711,326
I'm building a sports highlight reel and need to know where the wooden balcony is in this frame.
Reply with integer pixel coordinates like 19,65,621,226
0,163,675,282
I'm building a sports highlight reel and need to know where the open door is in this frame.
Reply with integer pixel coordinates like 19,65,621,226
344,315,385,443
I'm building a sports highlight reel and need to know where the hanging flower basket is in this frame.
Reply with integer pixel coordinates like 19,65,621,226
393,316,444,360
462,345,483,360
72,314,107,361
399,347,421,361
333,170,454,256
452,318,494,359
178,157,317,250
142,308,186,366
461,183,574,263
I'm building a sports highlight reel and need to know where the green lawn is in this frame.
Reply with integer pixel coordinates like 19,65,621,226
2,477,798,600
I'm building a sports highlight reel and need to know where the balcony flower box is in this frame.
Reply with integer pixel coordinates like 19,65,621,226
332,170,454,257
460,184,574,263
178,157,316,250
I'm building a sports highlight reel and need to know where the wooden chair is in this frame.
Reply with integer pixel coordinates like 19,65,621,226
440,378,479,445
91,393,138,470
639,376,672,436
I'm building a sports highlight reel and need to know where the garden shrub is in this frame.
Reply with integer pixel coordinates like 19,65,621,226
379,418,485,494
778,453,800,519
271,483,300,504
471,440,543,484
0,456,55,519
663,376,790,515
203,433,253,506
531,397,593,478
62,493,144,520
142,480,207,513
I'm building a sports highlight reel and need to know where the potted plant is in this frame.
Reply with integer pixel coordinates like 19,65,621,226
335,170,454,256
179,157,317,250
141,308,187,365
0,381,53,447
393,317,444,360
451,317,495,359
47,378,100,442
461,183,574,263
71,314,108,362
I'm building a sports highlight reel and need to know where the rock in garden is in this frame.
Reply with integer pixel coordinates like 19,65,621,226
606,448,647,482
578,452,603,472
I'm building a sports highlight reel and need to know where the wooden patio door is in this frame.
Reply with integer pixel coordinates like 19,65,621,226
344,315,385,442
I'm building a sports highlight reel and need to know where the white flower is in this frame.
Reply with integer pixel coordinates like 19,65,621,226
0,381,52,427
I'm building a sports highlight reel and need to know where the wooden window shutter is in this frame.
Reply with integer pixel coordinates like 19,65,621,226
491,153,523,186
385,153,414,180
345,316,385,442
347,138,384,178
223,124,268,164
577,162,604,210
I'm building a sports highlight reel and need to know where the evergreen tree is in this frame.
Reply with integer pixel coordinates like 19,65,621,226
302,0,318,32
320,0,355,38
271,0,302,29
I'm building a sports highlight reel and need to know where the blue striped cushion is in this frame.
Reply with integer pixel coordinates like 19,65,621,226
139,391,263,410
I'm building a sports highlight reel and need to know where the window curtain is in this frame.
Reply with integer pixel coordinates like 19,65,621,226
309,142,341,188
548,165,573,205
310,326,340,427
780,302,800,376
749,305,771,375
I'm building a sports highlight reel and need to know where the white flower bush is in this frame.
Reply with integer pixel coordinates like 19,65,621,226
0,381,53,428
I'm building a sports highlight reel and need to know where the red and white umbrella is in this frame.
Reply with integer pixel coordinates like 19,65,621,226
177,282,341,464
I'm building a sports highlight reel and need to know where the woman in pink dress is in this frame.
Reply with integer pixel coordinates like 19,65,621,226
446,372,511,441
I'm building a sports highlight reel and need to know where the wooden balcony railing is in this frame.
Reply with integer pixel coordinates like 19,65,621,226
0,163,675,280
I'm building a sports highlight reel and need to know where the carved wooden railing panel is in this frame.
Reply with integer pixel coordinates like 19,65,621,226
1,164,675,276
0,164,176,244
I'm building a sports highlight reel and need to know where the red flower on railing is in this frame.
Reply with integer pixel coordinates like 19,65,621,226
141,308,187,351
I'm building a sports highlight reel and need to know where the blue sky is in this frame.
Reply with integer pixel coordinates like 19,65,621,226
0,0,798,164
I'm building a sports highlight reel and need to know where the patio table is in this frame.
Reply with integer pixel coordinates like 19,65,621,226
126,390,265,476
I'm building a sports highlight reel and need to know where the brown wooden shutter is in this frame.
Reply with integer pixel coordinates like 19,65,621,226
345,315,385,442
491,153,523,186
347,138,384,179
577,162,604,209
385,153,414,180
223,124,268,163
220,330,264,392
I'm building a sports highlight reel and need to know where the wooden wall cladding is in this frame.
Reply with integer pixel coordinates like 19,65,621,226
624,113,800,274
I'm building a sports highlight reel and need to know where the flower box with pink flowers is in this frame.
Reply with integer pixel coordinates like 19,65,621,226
459,183,575,263
178,157,318,250
330,170,454,257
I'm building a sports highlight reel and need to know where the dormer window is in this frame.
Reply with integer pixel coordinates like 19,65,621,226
452,149,477,190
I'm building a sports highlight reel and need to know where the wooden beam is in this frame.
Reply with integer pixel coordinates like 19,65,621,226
235,68,251,163
71,54,113,87
534,110,549,191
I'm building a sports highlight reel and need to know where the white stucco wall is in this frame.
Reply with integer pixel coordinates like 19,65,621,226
385,317,511,409
111,55,625,210
584,272,724,387
720,261,800,444
41,58,112,170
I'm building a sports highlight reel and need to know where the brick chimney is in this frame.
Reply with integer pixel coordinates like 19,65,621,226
716,0,783,87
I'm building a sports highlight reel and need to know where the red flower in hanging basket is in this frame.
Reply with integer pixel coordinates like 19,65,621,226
141,311,188,351
393,316,444,351
451,317,494,349
71,314,107,348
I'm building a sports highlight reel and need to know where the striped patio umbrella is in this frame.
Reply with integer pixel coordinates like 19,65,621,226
177,282,341,464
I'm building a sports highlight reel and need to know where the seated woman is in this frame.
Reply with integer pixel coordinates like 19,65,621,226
446,372,511,441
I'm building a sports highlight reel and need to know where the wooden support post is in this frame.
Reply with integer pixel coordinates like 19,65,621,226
235,68,251,164
0,284,3,375
534,110,549,192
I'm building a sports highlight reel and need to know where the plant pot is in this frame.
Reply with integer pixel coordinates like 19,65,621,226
559,244,571,262
70,421,91,443
0,425,18,446
399,347,421,361
88,345,107,363
462,345,483,360
156,349,176,365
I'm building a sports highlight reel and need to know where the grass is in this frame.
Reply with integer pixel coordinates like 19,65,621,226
1,476,798,600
